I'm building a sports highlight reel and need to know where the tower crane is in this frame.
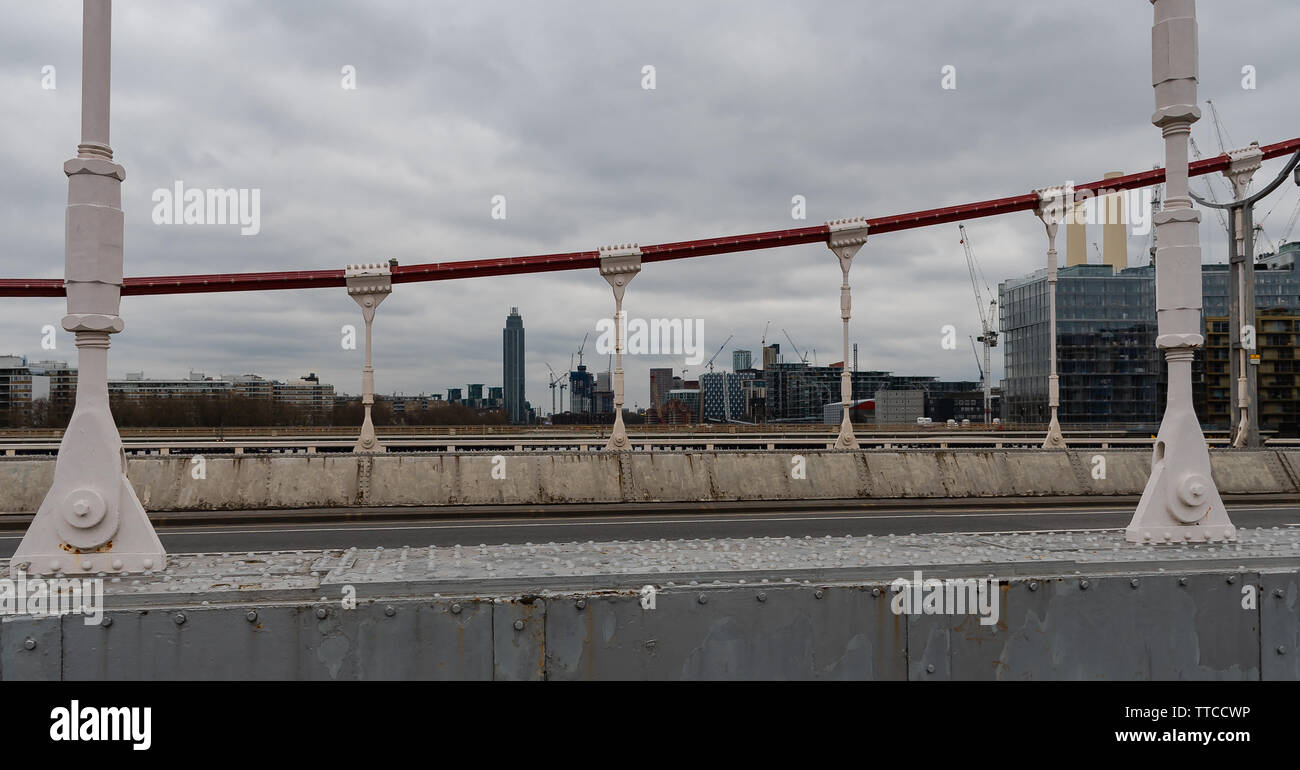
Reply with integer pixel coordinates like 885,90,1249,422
969,336,983,382
704,334,734,373
575,332,589,368
782,329,808,364
702,333,735,422
958,223,997,424
545,363,566,417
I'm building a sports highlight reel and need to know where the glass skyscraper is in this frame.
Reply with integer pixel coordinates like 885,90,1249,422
1000,264,1163,427
998,245,1300,429
502,307,525,424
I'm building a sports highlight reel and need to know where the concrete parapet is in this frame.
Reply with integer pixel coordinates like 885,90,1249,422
0,449,1297,513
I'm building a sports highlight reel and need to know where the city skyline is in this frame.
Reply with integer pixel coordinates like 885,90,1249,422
1,2,1296,412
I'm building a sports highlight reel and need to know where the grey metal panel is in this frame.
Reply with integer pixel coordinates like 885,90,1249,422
304,599,491,681
5,566,1290,681
493,597,546,681
59,600,493,681
1261,569,1299,681
62,606,304,680
910,575,1258,680
349,600,492,681
0,615,61,680
545,585,905,681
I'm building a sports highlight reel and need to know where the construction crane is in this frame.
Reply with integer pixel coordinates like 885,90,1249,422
1147,174,1162,264
782,329,808,364
545,364,566,417
1206,100,1234,157
704,334,734,373
1255,224,1276,255
958,223,997,425
1280,195,1300,246
574,332,589,369
701,334,735,423
1190,130,1227,236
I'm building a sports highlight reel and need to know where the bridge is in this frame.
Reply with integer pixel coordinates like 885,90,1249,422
1,0,1298,682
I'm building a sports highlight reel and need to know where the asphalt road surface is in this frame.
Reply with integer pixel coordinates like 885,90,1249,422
2,500,1295,556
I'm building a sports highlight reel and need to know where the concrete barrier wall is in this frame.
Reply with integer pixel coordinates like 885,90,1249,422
3,568,1296,680
1,449,1296,513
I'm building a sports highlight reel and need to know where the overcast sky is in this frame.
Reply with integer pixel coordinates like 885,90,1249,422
1,0,1297,412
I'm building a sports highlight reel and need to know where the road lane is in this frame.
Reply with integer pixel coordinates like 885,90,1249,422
1,502,1293,556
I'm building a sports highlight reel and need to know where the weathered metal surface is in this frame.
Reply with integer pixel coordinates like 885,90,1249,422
910,574,1259,680
57,600,492,680
1260,568,1299,681
1,615,62,680
493,597,546,681
544,584,906,681
1,529,1296,680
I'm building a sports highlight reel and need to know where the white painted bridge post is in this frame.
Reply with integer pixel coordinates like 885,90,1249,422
826,218,869,450
1126,0,1235,543
1033,187,1068,450
346,263,392,453
599,244,641,450
13,0,166,577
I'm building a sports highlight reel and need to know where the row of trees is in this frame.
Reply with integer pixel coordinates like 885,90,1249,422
0,396,508,429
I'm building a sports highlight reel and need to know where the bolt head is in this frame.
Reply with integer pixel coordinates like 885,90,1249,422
384,605,396,617
1079,580,1090,590
513,619,525,631
1028,581,1039,592
315,606,328,619
23,638,35,650
173,613,186,625
757,592,767,602
1130,578,1141,588
697,594,708,604
575,599,587,610
451,603,462,614
246,610,258,623
101,617,112,628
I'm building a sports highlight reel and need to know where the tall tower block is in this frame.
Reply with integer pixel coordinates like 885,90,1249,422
1065,200,1088,266
1102,171,1128,271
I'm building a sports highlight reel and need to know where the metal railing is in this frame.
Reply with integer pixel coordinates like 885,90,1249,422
2,430,1285,456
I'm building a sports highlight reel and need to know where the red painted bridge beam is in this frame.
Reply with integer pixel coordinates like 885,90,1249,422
2,136,1296,298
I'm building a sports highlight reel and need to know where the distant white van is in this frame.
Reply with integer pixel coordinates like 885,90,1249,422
916,417,932,425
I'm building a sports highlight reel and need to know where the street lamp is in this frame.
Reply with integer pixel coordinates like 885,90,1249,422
1190,146,1300,448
